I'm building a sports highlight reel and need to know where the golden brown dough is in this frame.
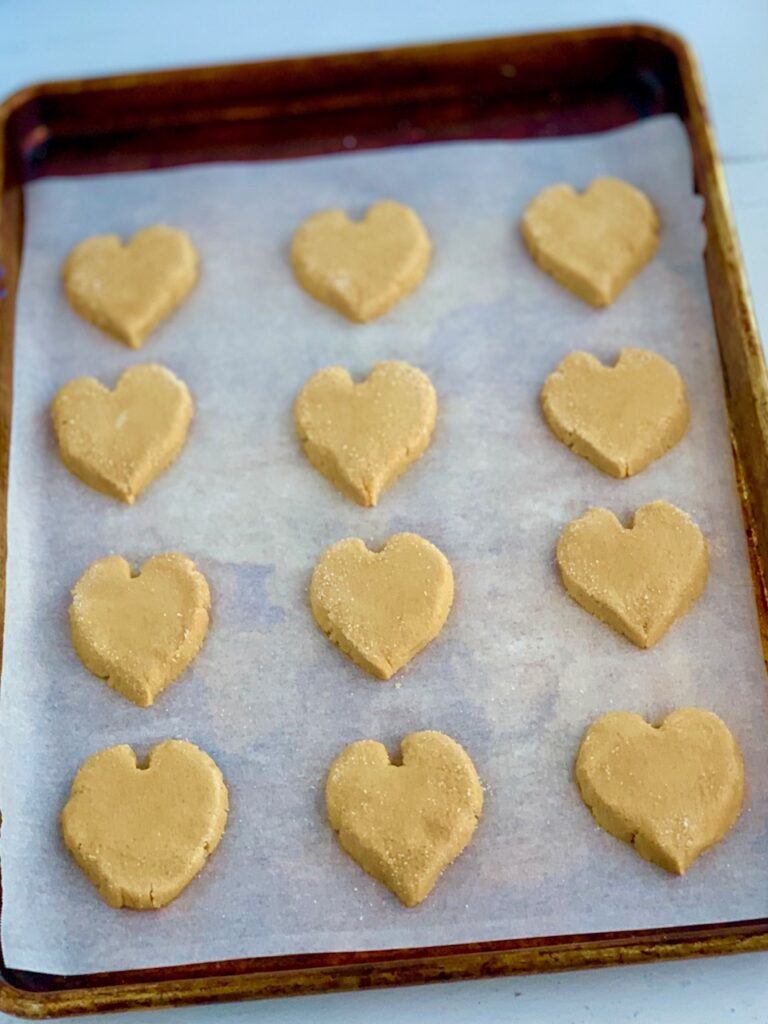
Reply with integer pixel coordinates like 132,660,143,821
63,225,198,347
61,739,228,908
326,730,483,906
556,500,708,648
541,348,688,477
70,553,211,707
310,533,453,680
290,200,431,322
576,708,744,874
294,361,437,506
52,364,193,503
521,177,659,306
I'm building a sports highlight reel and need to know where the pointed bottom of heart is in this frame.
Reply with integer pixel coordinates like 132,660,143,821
576,708,744,874
61,740,228,909
326,731,483,906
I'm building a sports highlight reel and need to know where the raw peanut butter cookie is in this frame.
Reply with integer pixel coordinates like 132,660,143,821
541,348,688,477
576,708,743,874
52,364,193,503
310,532,454,680
294,360,437,506
521,177,659,306
70,553,211,707
63,225,198,347
556,500,708,648
61,739,228,909
290,199,431,322
326,730,483,906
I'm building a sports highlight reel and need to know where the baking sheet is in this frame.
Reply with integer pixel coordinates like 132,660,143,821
3,116,768,976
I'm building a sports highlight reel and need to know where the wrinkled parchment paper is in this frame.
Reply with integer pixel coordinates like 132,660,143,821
3,116,768,975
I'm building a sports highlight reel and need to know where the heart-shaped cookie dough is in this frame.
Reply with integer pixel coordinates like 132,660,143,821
576,708,743,873
326,730,483,906
290,199,431,322
70,553,211,707
294,360,437,506
310,532,453,680
61,739,228,908
521,177,659,307
63,225,198,347
557,500,708,648
52,364,193,504
541,348,688,477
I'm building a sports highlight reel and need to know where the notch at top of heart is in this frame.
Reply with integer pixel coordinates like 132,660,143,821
63,225,199,348
290,199,432,322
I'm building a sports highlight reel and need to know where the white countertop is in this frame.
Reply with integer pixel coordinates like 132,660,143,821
1,1,767,1021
